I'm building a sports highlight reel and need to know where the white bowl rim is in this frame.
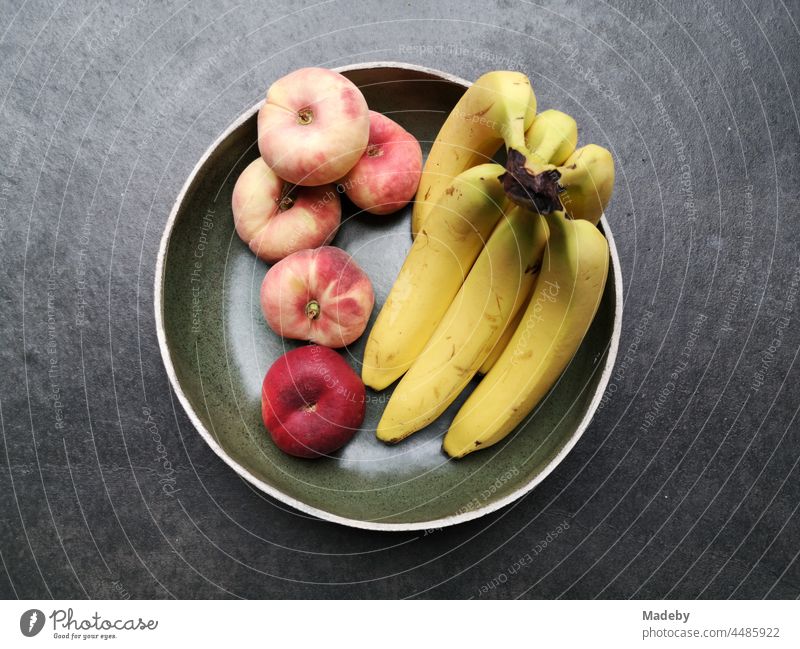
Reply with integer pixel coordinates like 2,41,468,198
153,61,624,531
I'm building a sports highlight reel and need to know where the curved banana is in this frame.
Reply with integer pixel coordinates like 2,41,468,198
362,163,507,391
443,212,609,458
411,71,537,239
524,109,579,168
557,144,615,225
377,207,548,443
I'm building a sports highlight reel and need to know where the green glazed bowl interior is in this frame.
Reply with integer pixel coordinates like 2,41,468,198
155,62,623,531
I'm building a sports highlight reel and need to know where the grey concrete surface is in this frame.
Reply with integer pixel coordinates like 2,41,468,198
0,0,799,599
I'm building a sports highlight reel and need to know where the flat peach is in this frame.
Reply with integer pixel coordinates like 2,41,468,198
232,158,340,263
260,246,374,348
257,67,369,186
341,111,422,215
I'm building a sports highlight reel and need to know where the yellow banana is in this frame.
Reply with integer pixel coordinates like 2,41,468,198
411,71,537,238
478,291,531,375
362,163,507,391
524,109,579,168
377,207,548,443
557,144,615,225
443,212,609,458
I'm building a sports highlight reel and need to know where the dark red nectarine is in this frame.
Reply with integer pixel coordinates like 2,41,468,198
261,345,365,458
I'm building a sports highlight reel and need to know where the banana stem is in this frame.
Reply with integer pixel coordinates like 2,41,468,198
501,149,563,214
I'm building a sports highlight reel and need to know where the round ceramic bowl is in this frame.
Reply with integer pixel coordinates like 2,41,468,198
155,62,623,531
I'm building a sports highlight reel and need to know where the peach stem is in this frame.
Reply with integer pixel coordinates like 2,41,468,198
297,107,313,125
305,300,321,320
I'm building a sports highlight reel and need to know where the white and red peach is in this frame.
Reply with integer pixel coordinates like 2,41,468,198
260,246,374,348
341,111,422,215
261,345,365,458
257,67,370,186
232,158,340,263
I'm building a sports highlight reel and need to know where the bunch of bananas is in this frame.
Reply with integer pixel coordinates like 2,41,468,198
362,71,615,458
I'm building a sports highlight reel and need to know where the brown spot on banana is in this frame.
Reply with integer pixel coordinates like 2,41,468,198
466,103,495,119
525,261,541,275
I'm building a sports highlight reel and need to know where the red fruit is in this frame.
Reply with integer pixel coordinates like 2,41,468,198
340,111,422,215
261,345,366,458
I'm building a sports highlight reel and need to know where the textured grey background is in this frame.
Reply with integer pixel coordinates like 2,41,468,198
1,0,799,599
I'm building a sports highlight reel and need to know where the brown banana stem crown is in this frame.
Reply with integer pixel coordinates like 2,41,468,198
500,148,563,213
